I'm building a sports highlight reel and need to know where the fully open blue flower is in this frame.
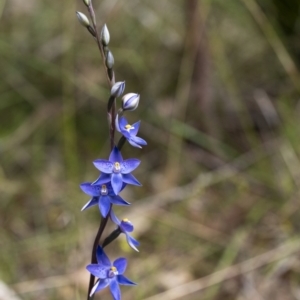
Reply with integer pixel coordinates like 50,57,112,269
116,115,147,148
110,210,140,252
93,146,141,195
87,246,136,299
80,182,129,217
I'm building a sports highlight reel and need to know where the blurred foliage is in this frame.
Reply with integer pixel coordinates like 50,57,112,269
1,0,300,299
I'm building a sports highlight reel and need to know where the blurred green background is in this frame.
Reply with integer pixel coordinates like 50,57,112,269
1,0,300,299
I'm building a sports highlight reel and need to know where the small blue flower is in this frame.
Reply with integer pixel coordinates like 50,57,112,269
116,115,147,148
87,246,136,299
80,182,129,217
110,209,140,252
93,146,141,195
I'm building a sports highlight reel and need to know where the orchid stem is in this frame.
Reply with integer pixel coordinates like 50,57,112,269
85,1,116,298
87,214,110,300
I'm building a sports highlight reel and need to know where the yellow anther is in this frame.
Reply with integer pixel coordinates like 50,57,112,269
122,218,129,222
125,124,132,129
110,266,117,272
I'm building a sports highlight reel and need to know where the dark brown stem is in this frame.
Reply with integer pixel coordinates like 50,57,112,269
110,99,116,149
85,2,117,299
87,214,110,300
107,96,117,149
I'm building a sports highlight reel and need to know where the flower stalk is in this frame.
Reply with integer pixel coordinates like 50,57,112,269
76,1,146,299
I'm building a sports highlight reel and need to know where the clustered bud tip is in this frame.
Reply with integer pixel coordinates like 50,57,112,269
100,24,110,46
111,81,125,97
76,11,90,28
122,93,140,111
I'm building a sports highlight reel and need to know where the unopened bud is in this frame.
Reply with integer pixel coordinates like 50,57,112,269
122,93,140,111
106,51,114,69
76,12,90,28
83,0,90,6
111,81,125,97
100,24,110,45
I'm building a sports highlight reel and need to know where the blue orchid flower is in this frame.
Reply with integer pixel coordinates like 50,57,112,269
116,115,147,148
93,146,141,195
86,246,136,299
80,182,129,217
110,209,140,252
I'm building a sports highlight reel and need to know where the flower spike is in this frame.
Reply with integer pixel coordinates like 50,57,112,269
77,4,144,298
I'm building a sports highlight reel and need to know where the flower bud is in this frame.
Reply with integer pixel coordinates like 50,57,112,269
100,24,110,46
76,12,90,28
106,51,114,69
83,0,90,6
111,81,125,97
122,93,140,111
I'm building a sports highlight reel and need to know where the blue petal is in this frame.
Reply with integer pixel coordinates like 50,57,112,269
105,182,121,196
126,233,140,252
107,182,126,195
80,182,101,196
119,116,128,129
113,257,127,274
111,173,123,194
117,274,137,286
121,159,140,174
81,197,98,211
120,220,134,232
109,146,123,163
121,129,131,139
96,246,111,267
110,209,120,226
127,139,142,148
109,195,130,206
93,173,111,185
122,173,141,186
130,136,147,146
109,279,121,300
106,183,114,194
86,264,108,279
130,120,141,136
90,279,110,296
93,159,114,173
99,196,111,217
